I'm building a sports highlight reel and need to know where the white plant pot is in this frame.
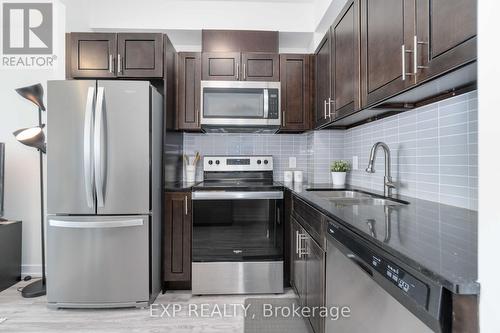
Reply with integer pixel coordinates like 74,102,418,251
331,172,347,186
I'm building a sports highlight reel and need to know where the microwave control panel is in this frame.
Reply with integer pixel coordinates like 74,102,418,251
268,89,279,119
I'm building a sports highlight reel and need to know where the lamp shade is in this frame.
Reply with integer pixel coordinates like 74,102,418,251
13,125,46,153
15,83,46,111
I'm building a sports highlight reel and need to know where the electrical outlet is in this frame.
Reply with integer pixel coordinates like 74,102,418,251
352,156,359,170
289,156,297,169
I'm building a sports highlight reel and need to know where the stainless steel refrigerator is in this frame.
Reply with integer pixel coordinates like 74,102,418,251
46,80,162,309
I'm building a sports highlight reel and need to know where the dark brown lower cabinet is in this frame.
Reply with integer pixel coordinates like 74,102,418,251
164,192,192,289
305,235,325,333
291,218,307,306
290,216,325,333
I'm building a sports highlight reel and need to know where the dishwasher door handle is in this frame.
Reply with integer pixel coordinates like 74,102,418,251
347,253,373,276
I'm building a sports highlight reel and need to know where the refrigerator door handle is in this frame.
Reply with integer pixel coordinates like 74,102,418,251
49,219,143,228
94,87,105,208
83,87,95,208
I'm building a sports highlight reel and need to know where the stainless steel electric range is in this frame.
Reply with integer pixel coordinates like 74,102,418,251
191,155,284,295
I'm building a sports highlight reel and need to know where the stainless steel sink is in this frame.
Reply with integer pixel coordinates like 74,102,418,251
309,190,371,199
306,189,408,206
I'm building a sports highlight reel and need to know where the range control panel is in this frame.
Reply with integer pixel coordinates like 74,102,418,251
203,156,273,172
328,223,429,308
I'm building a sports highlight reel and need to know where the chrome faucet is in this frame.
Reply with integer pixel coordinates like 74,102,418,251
366,142,396,197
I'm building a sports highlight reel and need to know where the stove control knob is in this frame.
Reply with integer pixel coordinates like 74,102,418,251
264,160,269,165
257,160,262,165
215,160,220,165
208,160,213,165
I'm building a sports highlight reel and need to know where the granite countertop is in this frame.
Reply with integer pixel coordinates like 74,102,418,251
164,181,201,192
280,182,479,295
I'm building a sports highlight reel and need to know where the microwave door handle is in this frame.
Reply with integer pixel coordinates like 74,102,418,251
263,88,269,119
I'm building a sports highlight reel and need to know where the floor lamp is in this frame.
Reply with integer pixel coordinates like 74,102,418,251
13,83,47,298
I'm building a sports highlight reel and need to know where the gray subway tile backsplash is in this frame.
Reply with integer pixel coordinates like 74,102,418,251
182,91,477,210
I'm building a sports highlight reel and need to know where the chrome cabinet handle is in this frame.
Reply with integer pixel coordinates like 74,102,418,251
401,45,414,81
328,97,334,118
94,87,105,208
295,230,298,254
185,196,188,215
236,63,239,80
282,110,286,126
324,99,327,119
298,233,308,258
109,55,113,73
413,35,429,75
117,54,122,74
84,87,95,208
243,63,246,80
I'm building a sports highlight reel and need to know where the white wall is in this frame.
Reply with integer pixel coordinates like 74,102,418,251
0,1,66,276
478,0,500,331
88,0,314,32
63,0,340,52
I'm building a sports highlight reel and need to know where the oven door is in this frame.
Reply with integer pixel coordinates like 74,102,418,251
200,81,281,126
192,191,284,262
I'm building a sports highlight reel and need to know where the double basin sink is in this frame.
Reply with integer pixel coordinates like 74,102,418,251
306,189,409,207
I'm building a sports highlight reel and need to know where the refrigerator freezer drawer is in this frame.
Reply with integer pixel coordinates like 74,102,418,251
47,215,149,308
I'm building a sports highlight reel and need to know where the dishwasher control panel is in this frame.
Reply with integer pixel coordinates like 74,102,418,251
328,223,429,309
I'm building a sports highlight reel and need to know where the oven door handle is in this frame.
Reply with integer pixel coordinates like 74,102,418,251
192,191,283,200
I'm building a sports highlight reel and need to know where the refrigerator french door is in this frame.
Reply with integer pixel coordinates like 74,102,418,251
46,80,163,308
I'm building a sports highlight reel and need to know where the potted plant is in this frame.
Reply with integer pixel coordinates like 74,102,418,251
331,160,350,186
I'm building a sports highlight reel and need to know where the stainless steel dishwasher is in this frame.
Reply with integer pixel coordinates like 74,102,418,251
325,220,448,333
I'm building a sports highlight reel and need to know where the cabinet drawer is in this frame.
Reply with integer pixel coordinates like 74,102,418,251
292,196,326,250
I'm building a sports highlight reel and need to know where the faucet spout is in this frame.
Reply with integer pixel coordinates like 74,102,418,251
365,142,396,197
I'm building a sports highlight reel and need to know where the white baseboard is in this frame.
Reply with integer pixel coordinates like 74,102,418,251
21,265,43,278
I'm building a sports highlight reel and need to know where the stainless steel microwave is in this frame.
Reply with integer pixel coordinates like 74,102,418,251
200,81,281,133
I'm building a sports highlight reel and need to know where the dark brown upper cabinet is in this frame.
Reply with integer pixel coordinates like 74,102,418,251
70,33,117,78
314,33,333,129
280,54,311,132
176,52,201,131
164,192,192,288
358,0,477,110
360,0,414,108
241,53,279,81
117,33,163,78
202,52,241,81
202,52,279,81
415,0,477,83
68,32,163,79
331,0,361,120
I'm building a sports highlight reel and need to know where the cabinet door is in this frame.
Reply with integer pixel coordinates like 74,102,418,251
291,218,307,306
306,236,325,333
332,0,361,120
280,54,311,132
241,53,279,81
117,33,163,78
360,0,414,107
314,34,333,129
202,52,241,81
415,0,476,82
70,33,116,78
164,192,192,283
176,53,201,131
